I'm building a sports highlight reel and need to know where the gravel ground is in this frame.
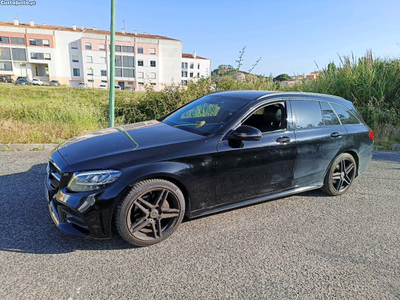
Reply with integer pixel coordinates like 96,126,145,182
0,151,399,300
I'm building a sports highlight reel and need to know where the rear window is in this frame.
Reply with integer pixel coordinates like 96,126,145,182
330,103,360,125
320,101,341,125
291,100,323,129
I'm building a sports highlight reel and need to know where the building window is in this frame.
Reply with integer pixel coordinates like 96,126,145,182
0,36,9,44
123,56,134,68
87,68,93,75
150,72,156,79
181,80,188,85
181,71,187,77
138,47,143,54
73,68,80,77
71,42,78,49
11,37,24,45
122,46,134,53
29,39,43,46
101,70,107,76
182,62,188,69
197,73,200,77
123,68,134,78
150,61,156,67
190,72,193,78
115,68,122,77
31,53,51,60
190,63,194,69
115,45,121,52
101,80,107,83
72,55,79,63
150,48,156,55
0,61,12,70
0,48,11,60
197,63,200,69
85,43,92,50
100,57,106,64
43,40,50,47
11,48,26,61
88,79,94,82
115,55,122,67
139,82,144,86
86,56,93,63
99,44,106,51
138,60,143,66
138,72,144,78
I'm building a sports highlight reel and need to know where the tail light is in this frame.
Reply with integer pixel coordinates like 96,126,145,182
368,130,374,141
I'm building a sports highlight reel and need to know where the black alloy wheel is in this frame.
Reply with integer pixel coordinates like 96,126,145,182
321,153,357,196
116,179,185,246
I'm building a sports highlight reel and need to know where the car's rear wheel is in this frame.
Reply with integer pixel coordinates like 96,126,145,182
321,153,357,196
116,179,185,246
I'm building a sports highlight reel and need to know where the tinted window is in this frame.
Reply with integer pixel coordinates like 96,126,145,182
330,103,359,125
292,100,323,129
11,37,24,45
164,95,248,136
320,101,340,125
0,48,11,60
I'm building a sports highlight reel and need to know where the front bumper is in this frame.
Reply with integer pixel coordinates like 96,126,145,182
45,162,128,239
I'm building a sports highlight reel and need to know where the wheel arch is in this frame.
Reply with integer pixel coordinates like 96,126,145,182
343,149,360,177
112,172,192,223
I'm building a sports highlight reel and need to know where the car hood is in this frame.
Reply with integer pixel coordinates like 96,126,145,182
57,120,205,171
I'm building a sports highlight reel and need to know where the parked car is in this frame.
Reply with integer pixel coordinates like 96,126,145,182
77,82,88,88
45,91,373,246
32,78,44,86
14,77,32,85
0,75,13,83
99,84,107,89
50,80,61,86
114,85,122,90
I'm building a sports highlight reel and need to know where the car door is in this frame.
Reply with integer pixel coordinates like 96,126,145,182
215,100,296,207
290,98,346,187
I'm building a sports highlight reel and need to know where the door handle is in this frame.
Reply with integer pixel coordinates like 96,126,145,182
276,136,291,144
330,132,342,138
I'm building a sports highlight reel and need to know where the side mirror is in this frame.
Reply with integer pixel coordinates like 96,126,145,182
231,125,262,141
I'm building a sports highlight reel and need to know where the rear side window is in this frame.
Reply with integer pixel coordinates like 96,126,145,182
330,103,360,125
291,100,323,129
320,101,340,125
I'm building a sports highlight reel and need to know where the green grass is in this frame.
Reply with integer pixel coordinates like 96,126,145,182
1,51,399,148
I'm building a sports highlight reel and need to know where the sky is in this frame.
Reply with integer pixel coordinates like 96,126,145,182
1,0,399,76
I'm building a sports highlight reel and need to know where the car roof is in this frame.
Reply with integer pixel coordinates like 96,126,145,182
211,90,351,106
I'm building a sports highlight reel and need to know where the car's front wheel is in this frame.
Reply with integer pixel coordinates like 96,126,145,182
116,179,185,246
321,153,357,196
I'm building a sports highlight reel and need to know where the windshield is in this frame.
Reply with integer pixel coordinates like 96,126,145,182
163,94,248,136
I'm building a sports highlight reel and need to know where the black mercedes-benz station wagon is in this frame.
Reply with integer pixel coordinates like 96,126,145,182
45,91,374,246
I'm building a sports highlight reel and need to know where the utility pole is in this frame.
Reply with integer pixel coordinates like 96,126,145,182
109,0,116,127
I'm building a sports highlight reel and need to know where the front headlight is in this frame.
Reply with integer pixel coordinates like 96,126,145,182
67,170,122,192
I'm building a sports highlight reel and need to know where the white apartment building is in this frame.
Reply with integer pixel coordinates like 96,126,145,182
181,51,211,85
0,19,211,90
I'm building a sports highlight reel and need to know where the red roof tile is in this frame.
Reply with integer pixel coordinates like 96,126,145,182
182,53,208,60
0,21,179,41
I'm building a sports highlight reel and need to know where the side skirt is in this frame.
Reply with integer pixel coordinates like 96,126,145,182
193,185,322,218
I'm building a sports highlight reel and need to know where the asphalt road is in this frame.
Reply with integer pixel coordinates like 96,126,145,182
1,151,399,300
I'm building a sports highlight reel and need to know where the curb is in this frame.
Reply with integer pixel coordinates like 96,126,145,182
0,144,58,151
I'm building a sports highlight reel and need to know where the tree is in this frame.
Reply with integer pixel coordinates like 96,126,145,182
274,73,291,81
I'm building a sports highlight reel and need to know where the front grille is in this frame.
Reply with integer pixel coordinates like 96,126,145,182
47,161,61,189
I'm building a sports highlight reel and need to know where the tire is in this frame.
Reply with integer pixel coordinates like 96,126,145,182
321,153,357,196
116,179,185,246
